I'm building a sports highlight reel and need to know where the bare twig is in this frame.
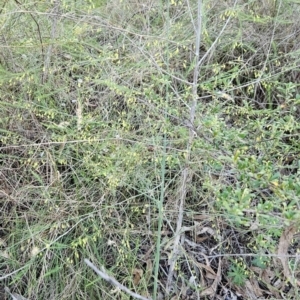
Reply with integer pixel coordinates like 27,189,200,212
166,0,202,294
0,266,29,281
166,168,190,293
205,253,300,259
43,0,60,83
196,0,238,69
4,287,28,300
13,0,45,63
84,259,151,300
165,0,240,293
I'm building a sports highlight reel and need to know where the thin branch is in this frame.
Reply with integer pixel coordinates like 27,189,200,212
166,0,202,293
0,266,29,281
84,259,151,300
4,287,28,300
196,0,238,70
190,0,202,127
14,0,45,63
43,0,60,83
166,167,189,293
205,253,300,259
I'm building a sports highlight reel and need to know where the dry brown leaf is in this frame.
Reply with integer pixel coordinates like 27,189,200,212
261,267,275,284
200,258,222,296
260,268,282,299
245,279,264,298
250,267,281,298
132,268,143,286
277,224,300,287
206,272,217,280
197,226,215,236
195,236,209,243
250,266,263,276
193,258,215,275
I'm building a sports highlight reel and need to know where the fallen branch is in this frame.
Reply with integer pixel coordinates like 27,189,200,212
84,259,151,300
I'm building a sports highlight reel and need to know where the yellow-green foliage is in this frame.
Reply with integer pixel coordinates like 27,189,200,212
1,0,300,299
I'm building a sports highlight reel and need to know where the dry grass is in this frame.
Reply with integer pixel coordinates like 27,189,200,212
0,0,300,299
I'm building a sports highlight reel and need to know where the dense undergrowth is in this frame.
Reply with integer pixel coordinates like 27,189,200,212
0,0,299,299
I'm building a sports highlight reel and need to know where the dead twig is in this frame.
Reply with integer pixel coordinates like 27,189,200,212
43,0,60,83
166,0,202,294
84,259,151,300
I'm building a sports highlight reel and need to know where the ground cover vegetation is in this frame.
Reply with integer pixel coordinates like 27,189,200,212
0,0,299,299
